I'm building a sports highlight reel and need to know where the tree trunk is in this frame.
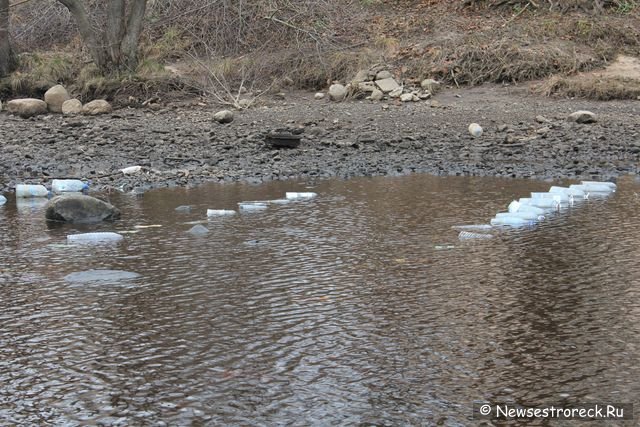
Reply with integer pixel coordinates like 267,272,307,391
0,0,14,77
57,0,147,74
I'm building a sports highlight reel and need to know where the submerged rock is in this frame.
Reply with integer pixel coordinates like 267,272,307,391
187,224,209,235
45,194,121,223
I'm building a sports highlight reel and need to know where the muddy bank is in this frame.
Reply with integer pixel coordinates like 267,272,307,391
1,86,639,195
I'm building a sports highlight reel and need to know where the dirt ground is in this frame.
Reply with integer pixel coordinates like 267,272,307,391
1,84,639,195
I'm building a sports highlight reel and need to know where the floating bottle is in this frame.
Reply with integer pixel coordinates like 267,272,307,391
508,200,546,215
15,184,49,198
549,186,586,199
67,232,124,244
496,211,544,221
207,209,237,216
490,216,536,227
52,179,89,193
285,192,317,200
238,202,268,211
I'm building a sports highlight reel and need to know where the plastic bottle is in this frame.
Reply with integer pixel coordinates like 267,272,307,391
458,231,493,240
285,192,318,200
496,211,544,221
531,191,570,204
207,209,237,216
508,200,546,215
238,202,268,211
67,232,124,244
468,123,483,137
121,166,143,175
15,184,49,198
451,224,493,232
519,197,559,210
579,182,615,193
0,195,6,205
52,179,89,193
549,186,586,198
582,181,616,190
490,216,536,227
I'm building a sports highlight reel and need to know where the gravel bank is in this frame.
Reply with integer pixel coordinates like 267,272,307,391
1,86,639,195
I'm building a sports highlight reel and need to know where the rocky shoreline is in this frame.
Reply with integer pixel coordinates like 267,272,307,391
1,85,639,195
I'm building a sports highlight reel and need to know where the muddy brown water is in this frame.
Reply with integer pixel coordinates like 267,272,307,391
1,175,639,425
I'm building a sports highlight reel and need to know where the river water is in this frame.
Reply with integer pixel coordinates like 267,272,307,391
1,175,639,426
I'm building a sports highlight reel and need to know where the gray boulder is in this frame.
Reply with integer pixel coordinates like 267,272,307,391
44,85,70,113
214,109,234,124
82,99,113,115
353,70,370,83
45,194,121,223
567,110,597,124
6,98,48,118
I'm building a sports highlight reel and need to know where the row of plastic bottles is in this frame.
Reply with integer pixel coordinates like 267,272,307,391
490,181,616,227
66,191,319,244
14,180,89,198
207,192,318,216
454,181,616,239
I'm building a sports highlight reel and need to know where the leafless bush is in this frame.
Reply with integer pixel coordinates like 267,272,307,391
462,0,637,12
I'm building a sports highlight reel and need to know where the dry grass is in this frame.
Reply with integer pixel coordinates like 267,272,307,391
536,75,640,99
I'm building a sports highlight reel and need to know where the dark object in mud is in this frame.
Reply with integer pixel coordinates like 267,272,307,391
265,132,302,149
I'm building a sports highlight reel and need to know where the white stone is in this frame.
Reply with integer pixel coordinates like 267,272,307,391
388,87,403,98
329,84,347,101
375,70,393,80
370,89,384,101
44,85,70,113
375,77,400,93
468,123,483,137
314,92,325,100
400,93,414,102
6,98,48,118
62,99,83,115
358,81,377,92
213,109,234,123
353,70,369,83
82,99,112,115
567,110,597,124
420,78,440,92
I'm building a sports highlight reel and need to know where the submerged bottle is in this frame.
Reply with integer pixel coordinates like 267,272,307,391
15,184,49,198
52,179,89,193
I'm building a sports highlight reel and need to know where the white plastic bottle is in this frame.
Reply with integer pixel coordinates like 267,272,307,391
549,186,586,198
579,182,615,193
52,179,89,193
207,209,237,216
531,191,570,204
490,216,536,227
67,232,124,244
508,201,546,215
0,195,6,205
238,202,268,211
496,211,544,221
285,192,317,200
15,184,49,198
